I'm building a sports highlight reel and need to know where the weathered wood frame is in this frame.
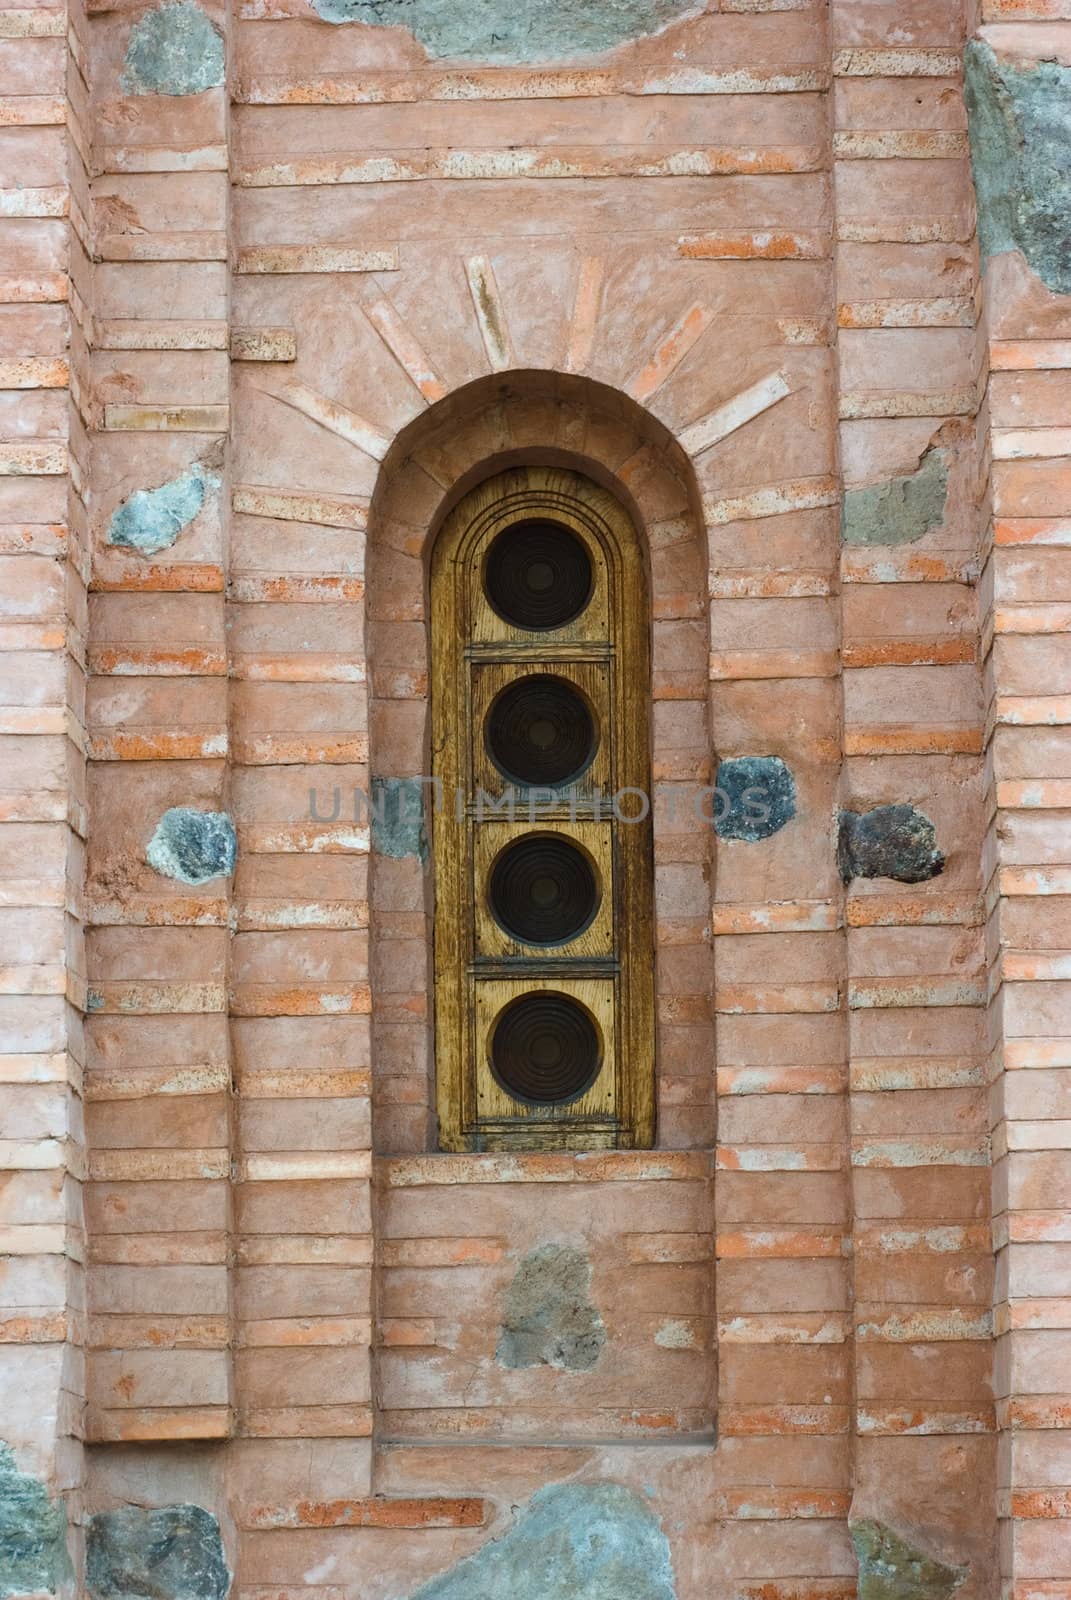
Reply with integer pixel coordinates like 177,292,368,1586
431,465,655,1151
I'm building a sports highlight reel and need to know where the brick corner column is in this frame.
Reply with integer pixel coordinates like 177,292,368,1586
966,16,1071,1596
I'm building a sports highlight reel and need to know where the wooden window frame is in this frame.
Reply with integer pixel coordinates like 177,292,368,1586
431,465,655,1152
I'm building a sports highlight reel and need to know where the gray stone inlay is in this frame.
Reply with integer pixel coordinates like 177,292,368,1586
838,805,944,885
307,0,702,63
406,1481,676,1600
842,449,948,547
496,1243,606,1371
0,1443,71,1599
965,38,1071,295
147,809,237,886
87,1505,230,1600
714,755,796,842
121,3,225,96
370,776,428,862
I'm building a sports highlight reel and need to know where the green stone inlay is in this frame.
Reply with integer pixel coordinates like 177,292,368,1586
87,1505,230,1600
714,755,796,842
965,39,1071,295
0,1443,71,1599
407,1481,676,1600
121,2,224,96
308,0,701,63
108,465,219,556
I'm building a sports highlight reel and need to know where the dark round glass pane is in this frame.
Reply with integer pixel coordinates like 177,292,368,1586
485,520,593,630
489,834,599,945
485,675,597,787
490,992,601,1105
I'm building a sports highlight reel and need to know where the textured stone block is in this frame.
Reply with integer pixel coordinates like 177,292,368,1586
0,1443,70,1596
714,756,797,841
850,1520,966,1600
146,809,236,886
838,806,944,884
87,1505,229,1600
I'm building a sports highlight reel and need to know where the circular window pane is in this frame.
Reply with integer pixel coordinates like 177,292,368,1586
490,991,601,1105
485,674,597,788
489,833,599,946
485,520,593,631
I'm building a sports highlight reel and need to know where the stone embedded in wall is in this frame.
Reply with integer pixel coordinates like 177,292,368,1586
107,465,220,556
86,1506,230,1600
496,1243,606,1371
841,449,948,547
654,1319,696,1349
370,777,428,862
838,806,944,885
120,2,225,96
406,1481,676,1600
305,0,700,62
0,1443,71,1599
714,756,796,842
965,39,1071,295
147,809,237,886
851,1519,966,1600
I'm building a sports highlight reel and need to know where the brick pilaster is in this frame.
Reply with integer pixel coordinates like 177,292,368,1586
82,0,234,1444
831,15,997,1576
0,0,87,1558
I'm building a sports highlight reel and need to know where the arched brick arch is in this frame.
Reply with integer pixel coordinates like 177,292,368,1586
365,369,715,1154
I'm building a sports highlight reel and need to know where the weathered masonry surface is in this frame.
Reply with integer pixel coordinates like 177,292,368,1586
1,0,1070,1596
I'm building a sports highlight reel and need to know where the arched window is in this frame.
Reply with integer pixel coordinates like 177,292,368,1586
431,465,654,1151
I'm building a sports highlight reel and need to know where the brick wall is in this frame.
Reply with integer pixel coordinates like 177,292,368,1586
0,0,86,1576
1,0,1069,1594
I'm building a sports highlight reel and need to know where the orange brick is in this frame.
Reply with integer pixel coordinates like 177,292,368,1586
241,1498,487,1530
